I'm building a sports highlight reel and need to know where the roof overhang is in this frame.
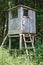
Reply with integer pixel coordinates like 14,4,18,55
7,5,37,11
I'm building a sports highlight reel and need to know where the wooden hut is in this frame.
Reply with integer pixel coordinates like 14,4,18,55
8,5,36,35
2,5,37,53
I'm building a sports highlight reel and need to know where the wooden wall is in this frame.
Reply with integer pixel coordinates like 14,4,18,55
8,6,36,35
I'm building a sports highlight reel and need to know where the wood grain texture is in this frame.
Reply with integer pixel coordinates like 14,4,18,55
8,6,36,35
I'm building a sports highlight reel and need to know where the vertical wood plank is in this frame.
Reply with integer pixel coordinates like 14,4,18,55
19,34,22,50
9,37,11,50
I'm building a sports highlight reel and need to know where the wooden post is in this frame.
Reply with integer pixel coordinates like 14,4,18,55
9,37,11,50
19,34,22,50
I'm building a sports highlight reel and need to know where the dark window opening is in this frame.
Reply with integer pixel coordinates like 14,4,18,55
23,9,28,16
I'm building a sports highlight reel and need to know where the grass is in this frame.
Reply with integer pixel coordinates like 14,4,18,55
0,38,43,65
0,47,36,65
0,47,43,65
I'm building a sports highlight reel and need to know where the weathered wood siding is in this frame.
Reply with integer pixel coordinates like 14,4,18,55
8,6,36,34
32,10,36,33
18,7,23,33
8,7,23,34
8,18,21,34
28,10,36,33
22,17,30,33
22,9,36,33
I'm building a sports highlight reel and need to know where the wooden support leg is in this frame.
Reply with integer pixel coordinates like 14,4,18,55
19,34,22,50
9,37,11,50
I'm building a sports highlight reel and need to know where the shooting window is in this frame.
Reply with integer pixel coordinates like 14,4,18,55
23,8,28,17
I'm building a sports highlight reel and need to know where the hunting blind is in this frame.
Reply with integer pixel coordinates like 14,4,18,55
2,5,37,59
8,5,36,35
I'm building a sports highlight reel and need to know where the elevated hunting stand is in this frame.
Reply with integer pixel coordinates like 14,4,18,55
2,5,37,59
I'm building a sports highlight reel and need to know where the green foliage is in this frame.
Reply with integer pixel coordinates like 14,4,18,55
40,28,43,35
0,38,43,65
34,38,43,65
0,47,32,65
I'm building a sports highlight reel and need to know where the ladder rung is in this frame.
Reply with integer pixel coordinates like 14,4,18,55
9,35,20,37
22,47,35,50
24,36,33,37
24,41,33,43
25,47,35,50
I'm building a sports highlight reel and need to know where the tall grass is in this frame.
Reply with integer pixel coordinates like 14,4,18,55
0,38,43,65
0,47,33,65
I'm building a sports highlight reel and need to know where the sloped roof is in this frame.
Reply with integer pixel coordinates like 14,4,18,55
7,5,37,11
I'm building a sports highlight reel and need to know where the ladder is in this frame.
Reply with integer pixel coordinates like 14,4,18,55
23,34,35,59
